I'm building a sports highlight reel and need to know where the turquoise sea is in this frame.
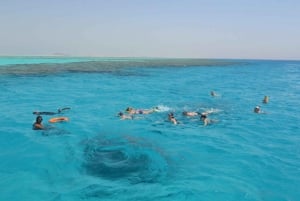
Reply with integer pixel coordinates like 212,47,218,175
0,57,299,201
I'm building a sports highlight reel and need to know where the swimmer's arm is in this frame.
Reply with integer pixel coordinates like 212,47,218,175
33,124,44,130
173,119,179,125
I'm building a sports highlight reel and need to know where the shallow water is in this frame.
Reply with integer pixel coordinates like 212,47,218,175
0,57,299,201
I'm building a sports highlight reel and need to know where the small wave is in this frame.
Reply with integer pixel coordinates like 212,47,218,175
155,105,172,112
199,107,222,114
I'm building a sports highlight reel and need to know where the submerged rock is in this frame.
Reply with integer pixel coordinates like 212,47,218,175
82,134,169,183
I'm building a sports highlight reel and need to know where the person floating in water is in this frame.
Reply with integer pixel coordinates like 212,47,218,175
125,107,157,115
33,107,71,115
182,111,199,117
200,113,217,126
211,91,217,97
254,106,261,113
33,115,44,130
211,91,221,97
168,112,178,125
200,113,210,126
262,96,269,104
118,112,133,120
254,106,266,114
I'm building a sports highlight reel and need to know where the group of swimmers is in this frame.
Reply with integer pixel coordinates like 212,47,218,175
118,93,270,126
33,94,270,130
169,110,216,126
210,90,270,114
116,91,223,126
117,106,217,126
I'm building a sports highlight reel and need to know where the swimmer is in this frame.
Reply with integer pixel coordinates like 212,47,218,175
262,96,269,104
200,114,209,126
126,107,156,115
211,91,221,97
182,111,199,117
254,106,260,113
168,112,178,125
200,113,215,126
33,107,71,115
254,106,266,114
33,115,44,130
118,112,133,120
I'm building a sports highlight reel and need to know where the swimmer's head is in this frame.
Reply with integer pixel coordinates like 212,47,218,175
118,112,123,116
182,111,188,115
36,115,43,123
126,107,132,112
254,106,260,113
200,114,207,119
263,96,269,103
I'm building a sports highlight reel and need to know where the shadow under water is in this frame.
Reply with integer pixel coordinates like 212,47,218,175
82,134,169,184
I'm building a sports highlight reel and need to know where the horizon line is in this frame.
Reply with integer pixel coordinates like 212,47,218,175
0,54,299,62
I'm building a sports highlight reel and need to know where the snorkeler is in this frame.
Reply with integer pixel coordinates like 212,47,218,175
211,90,222,97
118,112,133,120
200,110,220,126
262,96,269,104
254,106,266,114
254,106,261,113
125,107,157,115
182,111,199,117
200,113,214,126
33,115,44,130
168,112,178,125
211,91,217,97
200,113,209,126
33,107,71,115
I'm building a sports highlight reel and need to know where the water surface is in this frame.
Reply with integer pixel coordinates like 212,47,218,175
0,57,299,201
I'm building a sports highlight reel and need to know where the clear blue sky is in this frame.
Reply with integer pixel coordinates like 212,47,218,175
1,0,299,59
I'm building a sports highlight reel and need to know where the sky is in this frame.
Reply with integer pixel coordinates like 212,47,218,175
0,0,299,60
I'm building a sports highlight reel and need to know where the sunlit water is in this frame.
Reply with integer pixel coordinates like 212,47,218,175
0,57,299,201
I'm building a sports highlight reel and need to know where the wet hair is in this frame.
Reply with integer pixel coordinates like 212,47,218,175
254,106,260,113
182,111,187,115
36,115,43,122
200,114,207,119
118,112,123,116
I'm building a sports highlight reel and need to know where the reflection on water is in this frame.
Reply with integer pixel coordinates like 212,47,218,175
82,134,169,184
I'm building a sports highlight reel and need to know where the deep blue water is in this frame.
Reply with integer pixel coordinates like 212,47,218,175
0,57,299,201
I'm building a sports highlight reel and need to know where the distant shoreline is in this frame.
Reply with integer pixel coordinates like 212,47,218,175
0,55,299,62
